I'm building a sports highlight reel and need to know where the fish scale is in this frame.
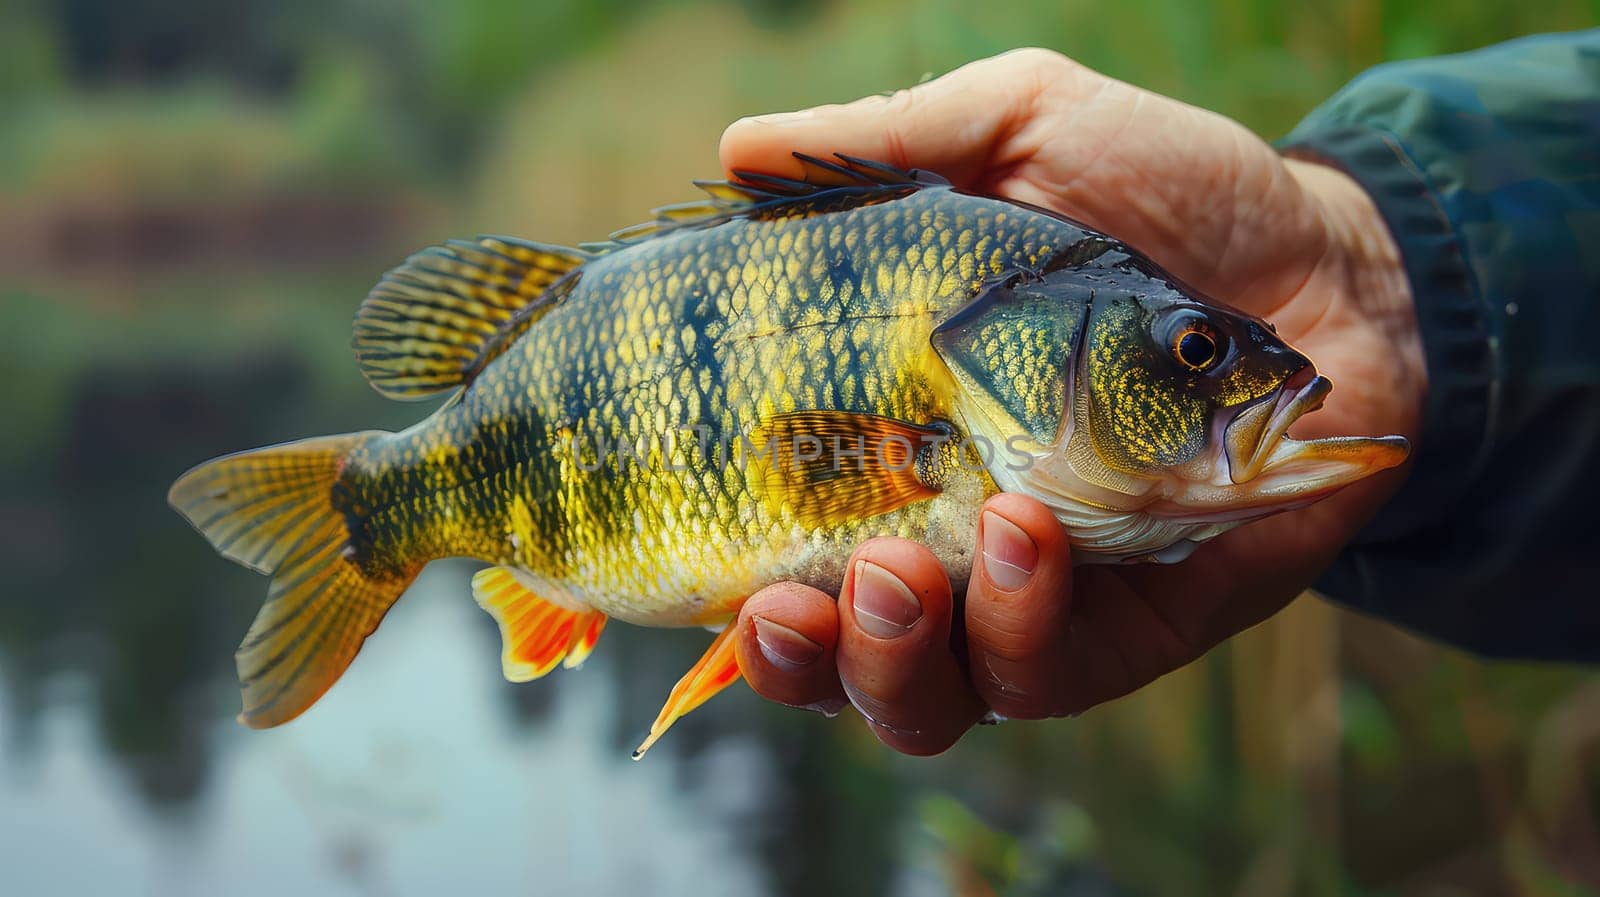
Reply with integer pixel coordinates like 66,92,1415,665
170,154,1407,751
341,187,1079,628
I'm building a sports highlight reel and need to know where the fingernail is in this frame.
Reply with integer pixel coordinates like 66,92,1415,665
981,511,1037,593
751,615,822,671
851,560,922,639
748,109,815,126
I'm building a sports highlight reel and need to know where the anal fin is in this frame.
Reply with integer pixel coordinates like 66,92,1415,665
563,605,606,670
632,623,743,760
471,566,607,680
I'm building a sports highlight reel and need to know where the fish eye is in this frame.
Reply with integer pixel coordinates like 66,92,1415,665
1158,310,1226,372
1175,328,1217,370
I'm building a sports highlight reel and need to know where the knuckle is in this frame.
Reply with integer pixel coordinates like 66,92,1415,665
1005,46,1078,76
1006,47,1090,109
883,85,921,116
968,609,1054,659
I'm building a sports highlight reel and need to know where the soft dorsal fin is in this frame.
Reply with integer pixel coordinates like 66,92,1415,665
353,236,591,401
580,153,949,253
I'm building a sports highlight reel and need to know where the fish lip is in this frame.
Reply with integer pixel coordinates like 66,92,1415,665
1224,367,1331,484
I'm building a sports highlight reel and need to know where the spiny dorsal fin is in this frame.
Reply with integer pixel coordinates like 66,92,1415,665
353,236,591,401
580,153,949,253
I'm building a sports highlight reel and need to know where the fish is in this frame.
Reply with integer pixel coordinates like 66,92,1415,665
168,153,1409,756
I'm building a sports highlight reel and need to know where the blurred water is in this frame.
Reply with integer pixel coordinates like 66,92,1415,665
0,268,954,895
0,263,824,895
0,568,775,897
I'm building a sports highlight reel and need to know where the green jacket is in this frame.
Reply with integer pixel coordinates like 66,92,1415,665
1283,30,1600,661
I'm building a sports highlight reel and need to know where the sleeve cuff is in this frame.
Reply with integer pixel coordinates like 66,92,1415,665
1280,124,1497,546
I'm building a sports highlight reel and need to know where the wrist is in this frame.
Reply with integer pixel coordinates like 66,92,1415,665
1287,158,1427,448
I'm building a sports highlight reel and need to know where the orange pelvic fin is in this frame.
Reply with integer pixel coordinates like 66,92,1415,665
632,623,744,760
471,566,607,681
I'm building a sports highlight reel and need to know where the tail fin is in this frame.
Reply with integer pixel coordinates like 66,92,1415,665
168,432,416,728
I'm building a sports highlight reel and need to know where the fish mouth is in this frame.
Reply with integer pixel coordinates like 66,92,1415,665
1223,366,1409,495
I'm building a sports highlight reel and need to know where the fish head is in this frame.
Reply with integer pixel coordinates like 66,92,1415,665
933,259,1409,561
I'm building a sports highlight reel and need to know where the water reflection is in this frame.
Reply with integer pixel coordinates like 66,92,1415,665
0,307,915,895
1,350,312,808
0,572,773,896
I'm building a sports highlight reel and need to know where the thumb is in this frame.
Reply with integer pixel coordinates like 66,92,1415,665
719,48,1077,188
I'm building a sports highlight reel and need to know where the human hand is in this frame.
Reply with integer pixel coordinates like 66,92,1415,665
722,48,1427,754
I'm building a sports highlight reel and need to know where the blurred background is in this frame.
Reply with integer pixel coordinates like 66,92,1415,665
3,1,1599,894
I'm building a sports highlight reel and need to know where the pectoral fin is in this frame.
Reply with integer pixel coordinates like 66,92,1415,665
747,411,949,528
471,566,607,680
632,623,743,760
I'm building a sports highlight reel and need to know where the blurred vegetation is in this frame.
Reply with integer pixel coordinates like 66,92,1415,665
2,1,1598,895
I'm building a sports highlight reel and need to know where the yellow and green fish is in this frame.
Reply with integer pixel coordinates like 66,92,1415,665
169,154,1408,756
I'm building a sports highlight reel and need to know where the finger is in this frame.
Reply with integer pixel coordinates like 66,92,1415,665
735,582,846,715
837,537,987,755
719,48,1079,188
965,494,1074,719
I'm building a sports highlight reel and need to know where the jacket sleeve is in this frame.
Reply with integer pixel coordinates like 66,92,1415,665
1279,30,1600,662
